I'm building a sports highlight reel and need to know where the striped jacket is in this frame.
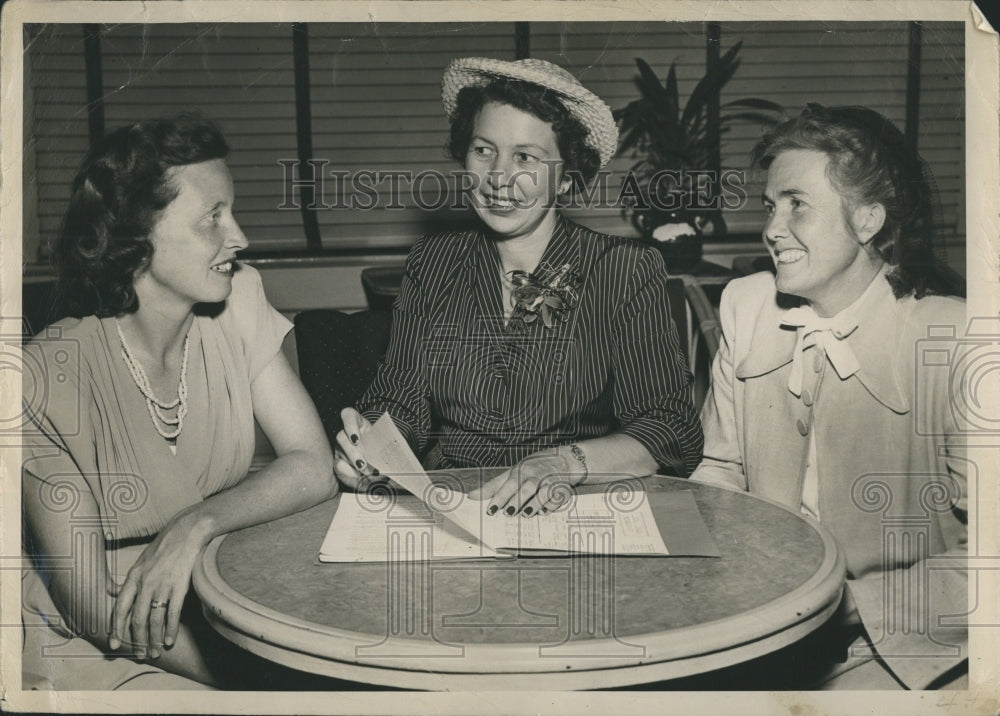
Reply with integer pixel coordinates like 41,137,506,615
358,215,703,475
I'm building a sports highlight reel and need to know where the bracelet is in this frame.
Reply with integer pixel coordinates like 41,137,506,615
566,443,588,482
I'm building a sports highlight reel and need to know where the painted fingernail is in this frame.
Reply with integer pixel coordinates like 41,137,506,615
505,506,516,516
372,468,381,477
523,506,534,516
487,505,498,516
355,458,366,469
350,434,359,445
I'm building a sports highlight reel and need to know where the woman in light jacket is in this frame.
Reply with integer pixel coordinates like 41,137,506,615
693,104,967,689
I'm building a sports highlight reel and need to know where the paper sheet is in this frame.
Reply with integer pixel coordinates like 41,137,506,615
484,493,670,555
318,489,669,562
318,493,501,562
358,413,485,547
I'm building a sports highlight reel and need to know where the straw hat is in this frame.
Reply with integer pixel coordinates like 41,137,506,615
441,56,619,168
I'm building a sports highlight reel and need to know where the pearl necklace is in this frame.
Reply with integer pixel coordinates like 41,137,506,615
116,319,191,441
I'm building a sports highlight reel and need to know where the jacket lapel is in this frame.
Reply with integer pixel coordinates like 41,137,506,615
736,274,909,414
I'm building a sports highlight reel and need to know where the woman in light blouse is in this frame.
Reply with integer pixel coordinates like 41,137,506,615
22,115,336,689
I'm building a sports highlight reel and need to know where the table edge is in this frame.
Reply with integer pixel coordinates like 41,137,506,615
193,479,847,675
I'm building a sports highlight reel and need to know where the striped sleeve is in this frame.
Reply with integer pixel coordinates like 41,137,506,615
611,248,704,476
356,237,434,456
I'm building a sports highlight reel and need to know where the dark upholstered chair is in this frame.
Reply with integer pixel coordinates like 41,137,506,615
360,265,406,311
21,280,59,341
293,309,393,446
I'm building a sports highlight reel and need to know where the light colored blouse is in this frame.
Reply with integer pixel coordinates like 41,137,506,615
22,264,290,542
20,264,290,690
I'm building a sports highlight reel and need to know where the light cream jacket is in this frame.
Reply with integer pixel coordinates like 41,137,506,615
693,270,967,688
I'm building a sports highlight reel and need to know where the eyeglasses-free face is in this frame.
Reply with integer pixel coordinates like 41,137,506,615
465,101,570,245
135,159,250,312
762,149,885,317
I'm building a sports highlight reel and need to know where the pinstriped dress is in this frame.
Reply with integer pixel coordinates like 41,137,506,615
359,216,703,477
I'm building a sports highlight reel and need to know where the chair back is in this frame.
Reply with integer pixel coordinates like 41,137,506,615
360,265,406,311
293,308,393,445
663,277,688,362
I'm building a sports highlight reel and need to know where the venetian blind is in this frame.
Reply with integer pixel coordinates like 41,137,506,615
531,21,706,239
919,22,964,267
28,22,518,255
720,22,911,236
26,21,963,269
533,20,964,279
308,23,517,250
29,24,92,262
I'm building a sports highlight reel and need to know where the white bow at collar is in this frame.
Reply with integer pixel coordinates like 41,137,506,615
780,305,861,397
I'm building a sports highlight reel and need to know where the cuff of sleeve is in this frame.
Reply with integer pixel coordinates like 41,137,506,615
619,418,700,477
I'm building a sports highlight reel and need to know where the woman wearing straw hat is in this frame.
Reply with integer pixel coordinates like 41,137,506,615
334,57,702,515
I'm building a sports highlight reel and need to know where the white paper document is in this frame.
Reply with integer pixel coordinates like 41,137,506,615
318,489,669,562
318,413,672,563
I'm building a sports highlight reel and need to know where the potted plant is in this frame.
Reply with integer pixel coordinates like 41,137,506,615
614,41,782,272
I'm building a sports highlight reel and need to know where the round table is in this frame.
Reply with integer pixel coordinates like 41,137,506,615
193,472,845,690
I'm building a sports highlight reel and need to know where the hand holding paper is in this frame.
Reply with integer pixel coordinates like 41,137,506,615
318,412,721,563
332,407,384,491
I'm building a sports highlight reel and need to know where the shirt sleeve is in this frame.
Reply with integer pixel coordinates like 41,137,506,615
690,279,749,490
611,248,703,477
225,264,293,382
356,238,434,455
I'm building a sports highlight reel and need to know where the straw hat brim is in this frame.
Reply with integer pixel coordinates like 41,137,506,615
441,57,619,168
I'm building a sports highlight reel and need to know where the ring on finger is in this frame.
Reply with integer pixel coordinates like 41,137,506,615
150,599,169,609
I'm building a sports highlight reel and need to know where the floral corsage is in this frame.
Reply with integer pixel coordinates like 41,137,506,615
508,262,582,328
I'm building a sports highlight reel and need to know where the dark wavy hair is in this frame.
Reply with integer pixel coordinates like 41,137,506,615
447,79,601,191
750,104,955,299
53,113,230,318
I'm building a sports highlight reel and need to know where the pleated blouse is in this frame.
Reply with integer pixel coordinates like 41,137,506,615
21,264,291,542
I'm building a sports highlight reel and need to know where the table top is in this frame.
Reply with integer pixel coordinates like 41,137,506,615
193,472,845,690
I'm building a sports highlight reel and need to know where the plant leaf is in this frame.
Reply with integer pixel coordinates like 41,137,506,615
634,58,668,105
664,63,679,125
681,41,744,128
722,98,784,112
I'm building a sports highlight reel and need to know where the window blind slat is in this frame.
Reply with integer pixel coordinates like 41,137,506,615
26,20,963,271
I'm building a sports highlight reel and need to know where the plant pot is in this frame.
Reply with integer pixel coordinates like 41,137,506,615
645,220,703,274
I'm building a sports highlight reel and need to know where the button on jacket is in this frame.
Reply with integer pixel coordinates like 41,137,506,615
358,216,703,476
693,270,967,688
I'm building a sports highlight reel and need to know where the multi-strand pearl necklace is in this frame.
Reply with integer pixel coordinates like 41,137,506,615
116,319,191,441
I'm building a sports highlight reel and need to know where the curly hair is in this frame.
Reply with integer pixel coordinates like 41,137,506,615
750,104,955,299
53,113,230,318
447,79,601,191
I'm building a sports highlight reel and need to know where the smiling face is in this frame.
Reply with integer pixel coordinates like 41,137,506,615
134,159,249,314
762,149,886,317
465,102,569,243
